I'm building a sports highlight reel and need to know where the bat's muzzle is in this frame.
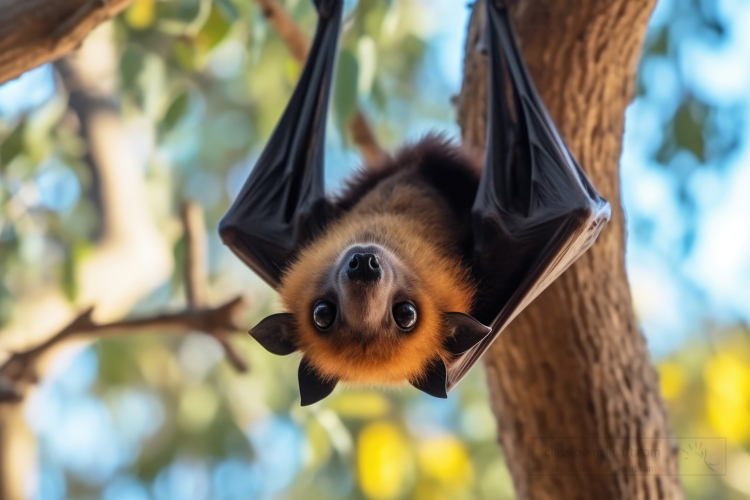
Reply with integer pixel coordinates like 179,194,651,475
346,253,381,282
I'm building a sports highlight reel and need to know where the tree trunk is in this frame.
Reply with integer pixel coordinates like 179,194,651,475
457,1,683,499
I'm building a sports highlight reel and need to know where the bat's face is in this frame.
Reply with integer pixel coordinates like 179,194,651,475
248,216,491,399
286,239,450,386
318,244,417,343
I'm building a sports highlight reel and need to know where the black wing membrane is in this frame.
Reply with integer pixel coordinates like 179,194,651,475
444,1,611,390
219,0,343,287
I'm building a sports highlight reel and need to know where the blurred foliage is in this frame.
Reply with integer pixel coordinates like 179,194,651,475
2,0,750,499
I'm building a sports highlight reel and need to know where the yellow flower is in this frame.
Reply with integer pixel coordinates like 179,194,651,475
357,422,413,499
417,435,473,488
704,353,750,442
658,361,686,401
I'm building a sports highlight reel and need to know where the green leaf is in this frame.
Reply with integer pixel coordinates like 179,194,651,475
370,78,387,112
673,98,707,163
334,49,359,138
162,92,190,132
196,5,232,52
647,29,668,56
215,0,239,22
171,233,186,294
120,48,143,91
61,241,92,302
0,121,26,170
173,40,196,70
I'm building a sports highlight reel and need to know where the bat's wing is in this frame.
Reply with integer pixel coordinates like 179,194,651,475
218,0,343,287
445,1,611,390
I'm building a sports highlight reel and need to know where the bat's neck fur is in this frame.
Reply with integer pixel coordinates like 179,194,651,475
279,136,482,385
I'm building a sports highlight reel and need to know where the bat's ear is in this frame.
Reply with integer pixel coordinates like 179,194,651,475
248,313,298,356
410,357,448,399
443,312,492,355
298,357,338,406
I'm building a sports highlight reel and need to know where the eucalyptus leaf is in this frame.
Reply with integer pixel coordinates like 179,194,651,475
0,121,25,170
215,0,240,22
196,5,232,52
334,49,359,138
163,92,190,132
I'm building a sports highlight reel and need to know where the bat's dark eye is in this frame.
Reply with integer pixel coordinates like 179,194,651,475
313,301,336,330
393,302,417,331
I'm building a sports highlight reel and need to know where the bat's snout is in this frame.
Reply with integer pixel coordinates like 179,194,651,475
346,253,381,282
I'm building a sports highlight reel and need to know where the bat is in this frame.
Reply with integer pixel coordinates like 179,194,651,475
219,0,610,406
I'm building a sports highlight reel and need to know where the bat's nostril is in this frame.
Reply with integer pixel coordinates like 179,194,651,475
346,253,381,282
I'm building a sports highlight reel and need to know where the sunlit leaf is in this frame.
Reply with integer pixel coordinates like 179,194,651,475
196,6,232,53
126,0,156,30
360,0,389,36
284,59,303,85
61,241,92,302
357,37,377,96
173,40,197,70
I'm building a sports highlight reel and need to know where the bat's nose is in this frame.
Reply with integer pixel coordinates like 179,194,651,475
346,253,381,282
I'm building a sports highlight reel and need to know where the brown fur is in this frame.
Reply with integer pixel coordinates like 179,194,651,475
279,136,481,385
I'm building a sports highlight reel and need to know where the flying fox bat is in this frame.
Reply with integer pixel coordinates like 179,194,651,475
219,0,611,406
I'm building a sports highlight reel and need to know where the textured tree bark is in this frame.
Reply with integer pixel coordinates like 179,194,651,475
0,0,132,85
457,1,683,499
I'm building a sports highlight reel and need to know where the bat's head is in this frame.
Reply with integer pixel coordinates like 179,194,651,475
248,217,490,405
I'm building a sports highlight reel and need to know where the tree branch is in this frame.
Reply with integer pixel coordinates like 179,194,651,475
252,0,387,165
0,0,133,85
181,200,248,373
0,297,245,403
0,198,250,405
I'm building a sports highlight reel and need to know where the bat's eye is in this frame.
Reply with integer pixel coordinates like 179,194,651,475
313,301,336,330
393,302,417,331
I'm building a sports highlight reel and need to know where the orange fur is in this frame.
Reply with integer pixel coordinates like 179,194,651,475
279,176,476,386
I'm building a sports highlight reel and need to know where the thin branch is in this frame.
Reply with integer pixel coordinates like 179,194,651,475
181,200,248,373
0,0,133,85
252,0,388,165
0,298,245,403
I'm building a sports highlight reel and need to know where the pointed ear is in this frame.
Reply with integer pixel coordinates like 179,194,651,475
248,313,298,356
410,357,448,399
298,357,338,406
443,312,492,355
